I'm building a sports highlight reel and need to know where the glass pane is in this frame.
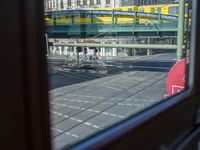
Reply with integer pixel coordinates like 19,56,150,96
44,0,192,149
139,7,144,12
151,7,155,13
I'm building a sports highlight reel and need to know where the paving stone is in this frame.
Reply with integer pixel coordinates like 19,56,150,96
54,119,80,131
52,133,78,150
50,66,169,149
87,113,121,128
68,124,99,138
73,111,98,121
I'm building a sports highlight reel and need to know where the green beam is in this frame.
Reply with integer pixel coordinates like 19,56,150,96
53,17,56,26
112,10,114,24
177,0,185,60
53,43,177,50
91,10,94,24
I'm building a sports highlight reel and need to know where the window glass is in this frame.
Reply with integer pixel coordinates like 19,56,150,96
185,6,189,14
47,2,49,10
77,0,81,6
50,2,52,9
168,6,179,15
90,0,94,5
68,0,71,6
60,0,63,9
44,1,192,149
151,7,155,13
106,0,110,4
139,7,144,12
83,0,87,6
44,2,46,11
157,8,161,14
53,1,55,9
128,8,132,12
97,0,101,5
56,0,58,9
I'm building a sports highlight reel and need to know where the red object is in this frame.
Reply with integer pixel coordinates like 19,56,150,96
165,59,186,98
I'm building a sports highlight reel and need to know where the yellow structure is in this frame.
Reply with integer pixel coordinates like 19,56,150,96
138,3,188,23
44,4,189,26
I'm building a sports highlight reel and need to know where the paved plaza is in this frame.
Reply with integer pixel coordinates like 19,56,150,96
49,53,176,149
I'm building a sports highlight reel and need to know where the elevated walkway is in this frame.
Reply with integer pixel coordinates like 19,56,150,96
44,10,178,21
46,23,178,38
45,10,179,38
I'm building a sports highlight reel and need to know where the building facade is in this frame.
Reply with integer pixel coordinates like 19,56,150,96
44,0,176,12
45,0,177,57
44,0,123,11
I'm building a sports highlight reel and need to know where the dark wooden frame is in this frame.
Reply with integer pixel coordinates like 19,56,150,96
0,0,51,149
1,0,200,150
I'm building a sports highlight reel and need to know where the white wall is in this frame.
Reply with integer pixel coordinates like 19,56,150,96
45,0,125,11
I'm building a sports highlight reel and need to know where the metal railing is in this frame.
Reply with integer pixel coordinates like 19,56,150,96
46,23,178,34
53,43,178,50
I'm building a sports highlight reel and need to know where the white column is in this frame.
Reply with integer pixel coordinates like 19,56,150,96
58,46,62,55
112,0,115,8
72,0,76,9
100,41,105,56
101,47,105,56
73,47,76,53
101,0,106,7
116,0,120,7
112,41,117,57
53,46,57,54
87,0,90,6
112,48,117,57
63,0,67,9
97,48,101,57
57,0,60,10
49,46,53,55
63,46,68,55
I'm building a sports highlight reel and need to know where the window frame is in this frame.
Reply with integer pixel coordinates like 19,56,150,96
139,7,145,12
77,0,81,6
168,6,179,15
157,7,161,14
83,0,87,6
60,0,64,9
90,0,94,5
67,0,200,149
96,0,100,5
1,0,200,150
128,8,132,12
1,0,51,149
106,0,110,5
53,1,55,9
68,0,71,7
151,7,155,13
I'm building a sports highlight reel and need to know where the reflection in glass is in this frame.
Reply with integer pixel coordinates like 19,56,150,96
44,0,192,149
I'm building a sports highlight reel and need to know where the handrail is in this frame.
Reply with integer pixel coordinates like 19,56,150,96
53,43,178,50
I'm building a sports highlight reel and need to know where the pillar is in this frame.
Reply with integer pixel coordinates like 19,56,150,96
49,46,53,55
147,38,152,56
147,49,152,56
112,48,117,57
101,47,105,56
127,49,132,56
177,0,185,60
53,46,56,55
63,46,68,55
58,46,62,55
133,49,136,56
101,42,105,56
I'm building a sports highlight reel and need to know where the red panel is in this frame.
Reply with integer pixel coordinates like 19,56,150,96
166,59,185,98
